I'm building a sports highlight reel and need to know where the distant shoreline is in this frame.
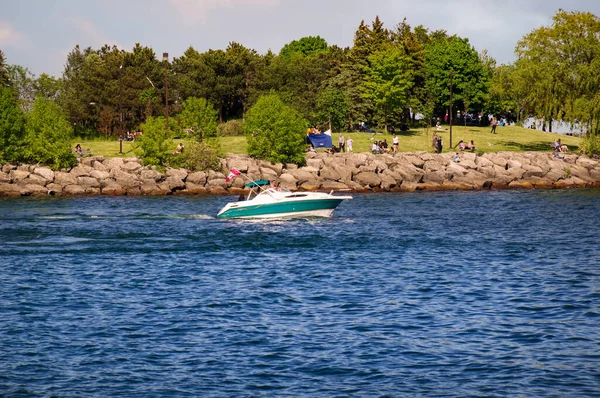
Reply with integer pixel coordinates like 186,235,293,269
1,151,599,198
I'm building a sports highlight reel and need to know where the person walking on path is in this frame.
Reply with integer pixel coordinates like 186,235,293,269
346,136,353,152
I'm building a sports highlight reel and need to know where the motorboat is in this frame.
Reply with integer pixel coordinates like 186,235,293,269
217,180,352,219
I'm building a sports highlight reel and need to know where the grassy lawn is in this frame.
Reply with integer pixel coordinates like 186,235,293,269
74,125,581,158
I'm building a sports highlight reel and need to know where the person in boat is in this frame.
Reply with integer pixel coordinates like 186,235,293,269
269,180,282,191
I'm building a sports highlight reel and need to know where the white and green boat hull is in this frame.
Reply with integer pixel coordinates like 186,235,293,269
217,198,346,219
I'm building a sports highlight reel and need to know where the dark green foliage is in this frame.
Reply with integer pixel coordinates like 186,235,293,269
22,97,77,169
136,116,173,166
315,87,349,131
425,35,489,117
245,94,307,165
0,85,25,163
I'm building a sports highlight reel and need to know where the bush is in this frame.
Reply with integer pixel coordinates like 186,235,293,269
0,85,25,163
245,94,307,165
168,141,221,171
580,132,600,156
22,96,77,169
218,119,244,136
136,116,173,166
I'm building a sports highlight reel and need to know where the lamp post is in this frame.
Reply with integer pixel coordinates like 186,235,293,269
119,64,123,154
163,52,169,131
449,71,454,150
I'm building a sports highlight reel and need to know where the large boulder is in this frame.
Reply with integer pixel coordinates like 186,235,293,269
320,166,341,181
62,185,87,195
0,183,20,197
289,168,318,185
141,183,165,196
77,176,100,188
102,183,126,196
69,165,94,177
321,180,350,191
9,169,30,182
164,176,186,191
165,168,188,181
140,169,163,182
33,167,54,182
354,171,381,188
25,174,49,186
103,157,125,170
19,183,48,196
121,161,143,173
54,172,78,186
186,171,207,185
379,173,397,191
90,170,111,181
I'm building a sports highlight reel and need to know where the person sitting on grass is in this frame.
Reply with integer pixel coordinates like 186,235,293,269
466,140,476,151
74,144,84,157
173,142,184,155
455,140,467,151
371,142,380,154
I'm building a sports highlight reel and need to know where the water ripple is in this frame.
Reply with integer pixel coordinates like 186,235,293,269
0,189,599,396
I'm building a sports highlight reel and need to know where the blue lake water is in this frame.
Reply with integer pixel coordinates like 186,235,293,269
1,189,599,397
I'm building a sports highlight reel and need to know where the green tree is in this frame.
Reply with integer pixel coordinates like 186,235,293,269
0,50,9,87
137,116,173,166
35,73,62,100
315,86,349,131
279,36,328,59
392,19,432,126
0,85,25,163
363,45,414,131
515,9,600,153
425,35,489,118
179,97,218,141
23,96,76,169
245,94,307,165
7,65,36,111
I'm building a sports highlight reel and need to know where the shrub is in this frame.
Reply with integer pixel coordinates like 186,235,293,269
218,119,244,136
168,141,221,171
580,132,600,156
245,94,307,165
0,85,25,163
22,96,77,169
137,116,173,166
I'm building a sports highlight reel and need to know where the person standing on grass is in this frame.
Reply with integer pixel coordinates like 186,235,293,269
346,136,353,152
338,133,345,152
392,134,399,153
491,117,498,134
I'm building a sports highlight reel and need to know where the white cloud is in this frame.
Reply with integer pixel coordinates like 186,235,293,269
0,21,23,46
170,0,280,24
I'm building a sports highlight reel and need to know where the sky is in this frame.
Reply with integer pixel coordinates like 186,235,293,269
2,0,600,78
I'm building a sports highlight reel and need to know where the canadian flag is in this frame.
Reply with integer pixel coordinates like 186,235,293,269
225,168,240,182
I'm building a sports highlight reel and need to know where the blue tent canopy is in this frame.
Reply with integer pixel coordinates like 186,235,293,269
308,133,332,148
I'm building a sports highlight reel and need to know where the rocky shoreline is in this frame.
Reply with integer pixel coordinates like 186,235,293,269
1,151,599,198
